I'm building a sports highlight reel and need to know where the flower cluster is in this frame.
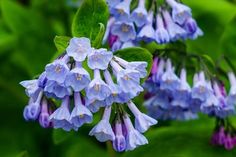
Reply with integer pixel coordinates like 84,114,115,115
211,119,236,150
20,37,157,151
104,0,203,52
143,57,236,121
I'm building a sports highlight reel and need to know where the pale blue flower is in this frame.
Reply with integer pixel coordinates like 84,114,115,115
45,56,70,84
127,101,157,133
160,59,181,91
114,56,148,78
162,10,187,41
70,92,93,127
87,48,113,70
183,17,203,40
137,11,156,43
123,115,148,151
106,0,121,8
89,106,115,142
227,72,236,106
86,69,111,100
131,0,148,27
155,14,170,44
65,63,90,92
103,70,131,104
66,37,92,62
49,96,76,131
20,79,41,102
121,40,137,49
111,60,143,96
111,22,136,42
191,72,212,102
85,98,106,113
111,0,132,22
166,0,192,25
44,80,72,99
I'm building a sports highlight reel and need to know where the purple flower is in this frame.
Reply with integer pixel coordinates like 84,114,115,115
111,22,136,42
218,127,226,145
131,0,148,27
111,0,132,22
44,80,72,99
114,56,148,78
111,60,143,96
160,59,181,91
38,72,47,88
137,11,156,43
49,96,76,131
20,79,41,102
87,48,113,70
45,56,70,84
66,37,92,62
65,62,91,92
127,101,157,133
224,134,234,150
89,106,115,142
155,13,170,44
162,10,186,41
113,120,126,152
166,0,192,25
123,115,148,151
86,69,111,101
70,92,93,127
23,92,43,121
39,97,51,128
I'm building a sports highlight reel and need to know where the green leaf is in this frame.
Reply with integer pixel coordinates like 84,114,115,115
53,129,74,145
114,47,153,83
93,23,105,48
51,36,71,61
71,0,109,46
54,36,71,53
201,54,215,68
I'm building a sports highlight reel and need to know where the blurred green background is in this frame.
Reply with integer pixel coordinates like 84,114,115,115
1,0,236,156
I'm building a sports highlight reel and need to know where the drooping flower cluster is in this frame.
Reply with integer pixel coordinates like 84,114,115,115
104,0,203,52
211,119,236,150
144,57,236,121
20,37,157,151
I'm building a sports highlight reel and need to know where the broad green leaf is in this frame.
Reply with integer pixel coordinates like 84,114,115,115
0,32,17,54
71,0,109,46
114,47,153,83
53,129,74,145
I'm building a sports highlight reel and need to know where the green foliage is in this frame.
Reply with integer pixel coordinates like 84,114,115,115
72,0,109,47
